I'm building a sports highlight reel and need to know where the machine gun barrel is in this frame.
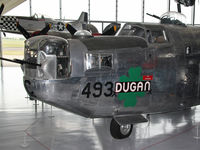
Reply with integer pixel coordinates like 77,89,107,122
146,13,161,20
0,57,41,67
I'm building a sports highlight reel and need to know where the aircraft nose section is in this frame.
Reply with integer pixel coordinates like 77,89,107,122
37,51,57,79
23,77,76,102
24,35,71,80
24,79,36,98
23,78,51,100
23,78,54,101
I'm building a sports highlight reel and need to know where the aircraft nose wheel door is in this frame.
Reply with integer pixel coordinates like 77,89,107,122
110,118,133,139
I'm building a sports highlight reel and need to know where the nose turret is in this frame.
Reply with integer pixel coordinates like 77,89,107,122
24,35,71,80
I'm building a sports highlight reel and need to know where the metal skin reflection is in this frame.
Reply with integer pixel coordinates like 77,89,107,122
1,1,200,138
22,18,200,138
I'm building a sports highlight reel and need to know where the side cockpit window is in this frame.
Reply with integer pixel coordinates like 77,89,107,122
147,29,168,44
85,53,113,71
101,54,112,68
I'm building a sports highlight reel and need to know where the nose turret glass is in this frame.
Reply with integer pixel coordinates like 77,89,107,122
24,35,70,79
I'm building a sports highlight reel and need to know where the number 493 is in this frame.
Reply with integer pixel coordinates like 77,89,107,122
82,82,114,98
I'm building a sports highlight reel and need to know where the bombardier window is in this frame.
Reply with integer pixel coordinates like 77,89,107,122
25,49,38,69
57,55,70,78
85,53,113,70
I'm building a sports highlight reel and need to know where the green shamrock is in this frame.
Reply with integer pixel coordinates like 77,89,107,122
118,67,146,107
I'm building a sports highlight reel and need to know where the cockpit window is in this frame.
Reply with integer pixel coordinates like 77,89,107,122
33,13,46,19
147,30,168,44
118,25,145,38
85,53,113,71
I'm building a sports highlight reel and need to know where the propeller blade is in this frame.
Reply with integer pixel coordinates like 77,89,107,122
0,28,6,37
16,22,30,39
36,24,51,36
65,23,77,35
0,3,4,16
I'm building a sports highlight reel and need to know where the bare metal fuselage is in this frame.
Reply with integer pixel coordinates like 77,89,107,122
23,23,200,118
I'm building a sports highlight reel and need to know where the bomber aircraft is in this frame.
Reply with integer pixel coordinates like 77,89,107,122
1,0,200,139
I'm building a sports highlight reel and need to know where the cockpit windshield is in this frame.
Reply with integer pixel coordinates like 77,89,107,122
33,13,50,19
118,23,168,44
118,24,145,38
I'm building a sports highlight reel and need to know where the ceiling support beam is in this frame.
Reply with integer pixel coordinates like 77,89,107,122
88,0,91,22
59,0,62,19
142,0,145,22
168,0,171,12
29,0,32,16
116,0,118,22
191,3,195,25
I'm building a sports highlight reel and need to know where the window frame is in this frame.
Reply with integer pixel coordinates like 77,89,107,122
147,29,169,44
85,52,114,72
